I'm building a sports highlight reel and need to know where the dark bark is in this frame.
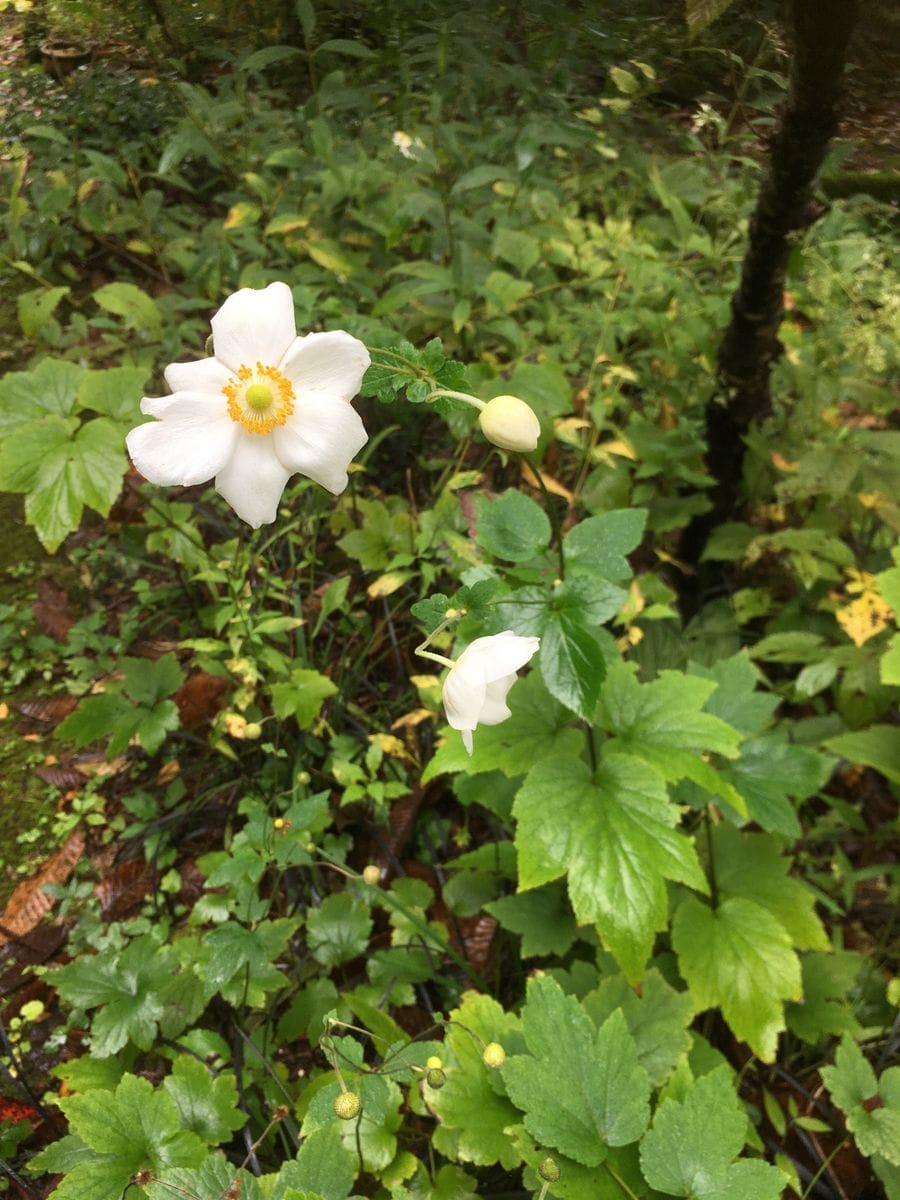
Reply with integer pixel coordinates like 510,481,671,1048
679,0,859,595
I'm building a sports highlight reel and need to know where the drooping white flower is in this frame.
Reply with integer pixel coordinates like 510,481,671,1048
442,630,540,754
126,282,370,527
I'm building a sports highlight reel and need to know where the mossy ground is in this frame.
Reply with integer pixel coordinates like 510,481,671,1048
0,493,65,908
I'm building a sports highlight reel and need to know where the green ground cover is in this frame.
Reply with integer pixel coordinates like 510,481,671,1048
0,2,897,1199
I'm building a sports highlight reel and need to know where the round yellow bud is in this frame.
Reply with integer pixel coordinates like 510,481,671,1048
243,721,262,739
362,865,381,887
478,394,540,453
426,1055,442,1071
333,1091,361,1120
482,1042,506,1069
539,1156,561,1183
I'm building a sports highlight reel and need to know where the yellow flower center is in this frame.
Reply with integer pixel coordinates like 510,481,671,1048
223,362,295,434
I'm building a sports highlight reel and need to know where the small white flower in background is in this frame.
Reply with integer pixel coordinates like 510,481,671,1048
392,130,425,159
442,631,540,754
126,282,370,528
478,394,541,452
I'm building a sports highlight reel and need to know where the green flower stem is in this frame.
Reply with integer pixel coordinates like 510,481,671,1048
424,387,486,410
704,809,720,909
527,452,565,579
415,614,461,670
604,1162,640,1200
416,647,456,669
314,848,486,988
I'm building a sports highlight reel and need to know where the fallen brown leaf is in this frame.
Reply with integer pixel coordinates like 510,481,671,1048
0,829,85,946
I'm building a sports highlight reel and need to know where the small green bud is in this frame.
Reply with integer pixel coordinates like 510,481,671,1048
539,1156,560,1183
333,1091,360,1120
482,1041,506,1069
362,864,381,886
426,1067,447,1089
243,721,262,739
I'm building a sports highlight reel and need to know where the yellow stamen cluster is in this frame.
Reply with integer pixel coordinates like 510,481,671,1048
223,362,295,435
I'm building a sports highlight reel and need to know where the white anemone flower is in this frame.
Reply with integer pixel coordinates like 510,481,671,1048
442,631,540,754
126,282,370,528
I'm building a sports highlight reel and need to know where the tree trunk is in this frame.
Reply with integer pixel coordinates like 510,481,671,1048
679,0,859,592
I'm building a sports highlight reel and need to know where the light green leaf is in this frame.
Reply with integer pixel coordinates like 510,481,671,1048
122,653,185,706
149,1162,264,1200
824,726,900,783
687,652,777,735
515,752,706,980
78,366,149,423
822,1038,900,1166
61,1074,205,1178
271,668,338,729
685,0,737,35
275,1127,355,1199
583,968,693,1087
493,227,541,275
163,1056,245,1145
307,894,373,966
562,509,647,582
711,825,828,951
786,951,863,1044
475,490,551,563
428,991,523,1169
639,1065,744,1193
1,414,126,551
608,66,638,95
50,935,177,1057
240,44,301,71
502,975,650,1165
673,896,802,1061
18,285,69,337
640,1065,785,1197
485,884,579,959
599,662,745,813
0,357,83,434
720,735,831,837
94,282,162,334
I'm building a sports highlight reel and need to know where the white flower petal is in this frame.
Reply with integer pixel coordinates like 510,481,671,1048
478,675,517,726
279,330,371,401
164,356,232,396
455,631,541,683
271,394,367,494
442,658,486,732
127,393,236,486
214,433,291,528
461,729,474,755
211,282,297,374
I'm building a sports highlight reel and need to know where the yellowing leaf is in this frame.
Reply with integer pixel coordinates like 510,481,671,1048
369,733,410,760
391,708,436,730
366,571,412,599
521,461,574,504
594,438,636,461
771,452,799,472
265,212,309,236
410,674,441,689
836,589,893,647
223,202,260,230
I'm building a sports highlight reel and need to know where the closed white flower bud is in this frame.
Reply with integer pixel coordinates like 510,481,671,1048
478,394,540,452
